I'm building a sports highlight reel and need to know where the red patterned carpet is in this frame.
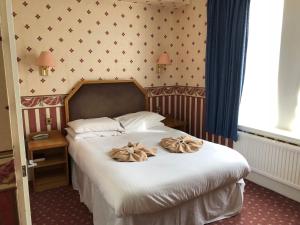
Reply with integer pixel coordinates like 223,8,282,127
30,180,300,225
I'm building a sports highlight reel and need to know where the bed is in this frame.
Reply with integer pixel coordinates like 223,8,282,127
65,80,250,225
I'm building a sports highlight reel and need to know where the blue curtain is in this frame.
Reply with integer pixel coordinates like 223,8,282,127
205,0,251,141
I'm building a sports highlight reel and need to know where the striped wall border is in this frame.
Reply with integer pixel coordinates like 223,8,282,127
147,86,206,97
21,95,66,135
20,86,233,147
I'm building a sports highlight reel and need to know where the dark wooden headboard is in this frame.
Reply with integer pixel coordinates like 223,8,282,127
64,80,148,123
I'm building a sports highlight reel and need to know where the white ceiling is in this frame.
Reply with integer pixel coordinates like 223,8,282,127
119,0,191,8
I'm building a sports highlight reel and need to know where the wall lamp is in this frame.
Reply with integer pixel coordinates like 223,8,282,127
36,51,55,76
157,52,171,75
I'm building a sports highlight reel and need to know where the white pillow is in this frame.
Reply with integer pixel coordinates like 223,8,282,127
65,128,123,140
67,117,124,133
115,111,165,131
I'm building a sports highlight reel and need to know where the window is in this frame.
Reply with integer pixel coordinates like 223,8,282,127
239,0,300,141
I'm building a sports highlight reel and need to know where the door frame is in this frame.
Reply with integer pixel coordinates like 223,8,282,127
0,0,32,224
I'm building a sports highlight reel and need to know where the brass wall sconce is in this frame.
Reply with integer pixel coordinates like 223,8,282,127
157,52,171,75
36,51,55,76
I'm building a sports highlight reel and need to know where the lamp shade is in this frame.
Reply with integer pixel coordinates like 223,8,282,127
36,51,55,67
157,52,171,65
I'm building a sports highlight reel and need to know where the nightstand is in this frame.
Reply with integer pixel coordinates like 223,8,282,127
163,117,186,131
27,130,69,192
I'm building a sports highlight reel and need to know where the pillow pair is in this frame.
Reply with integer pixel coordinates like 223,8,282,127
67,117,124,140
66,111,165,140
114,111,165,132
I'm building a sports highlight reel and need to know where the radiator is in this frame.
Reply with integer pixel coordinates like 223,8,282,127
234,131,300,190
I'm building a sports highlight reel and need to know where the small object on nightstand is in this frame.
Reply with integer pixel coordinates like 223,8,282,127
27,130,69,192
32,158,46,163
163,116,186,131
32,133,49,140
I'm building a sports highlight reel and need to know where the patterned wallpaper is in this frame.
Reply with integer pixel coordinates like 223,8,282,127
12,0,207,96
121,0,191,8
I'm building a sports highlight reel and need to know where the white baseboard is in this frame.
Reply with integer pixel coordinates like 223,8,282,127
246,172,300,203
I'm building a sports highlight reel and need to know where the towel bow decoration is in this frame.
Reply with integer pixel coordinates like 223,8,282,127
110,142,157,162
159,136,203,153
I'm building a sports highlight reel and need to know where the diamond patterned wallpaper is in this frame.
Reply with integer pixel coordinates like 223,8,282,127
121,0,191,8
13,0,207,96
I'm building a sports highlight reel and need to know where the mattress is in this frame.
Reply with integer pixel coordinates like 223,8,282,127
67,125,250,218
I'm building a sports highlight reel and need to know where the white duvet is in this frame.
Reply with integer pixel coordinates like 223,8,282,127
68,126,250,217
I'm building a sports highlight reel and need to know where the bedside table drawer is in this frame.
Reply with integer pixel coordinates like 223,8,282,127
34,164,68,192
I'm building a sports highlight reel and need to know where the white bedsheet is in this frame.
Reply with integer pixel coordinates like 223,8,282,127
72,161,245,225
67,126,250,216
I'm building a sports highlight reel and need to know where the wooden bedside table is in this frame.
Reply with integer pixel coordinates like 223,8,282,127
163,117,186,131
27,130,69,192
